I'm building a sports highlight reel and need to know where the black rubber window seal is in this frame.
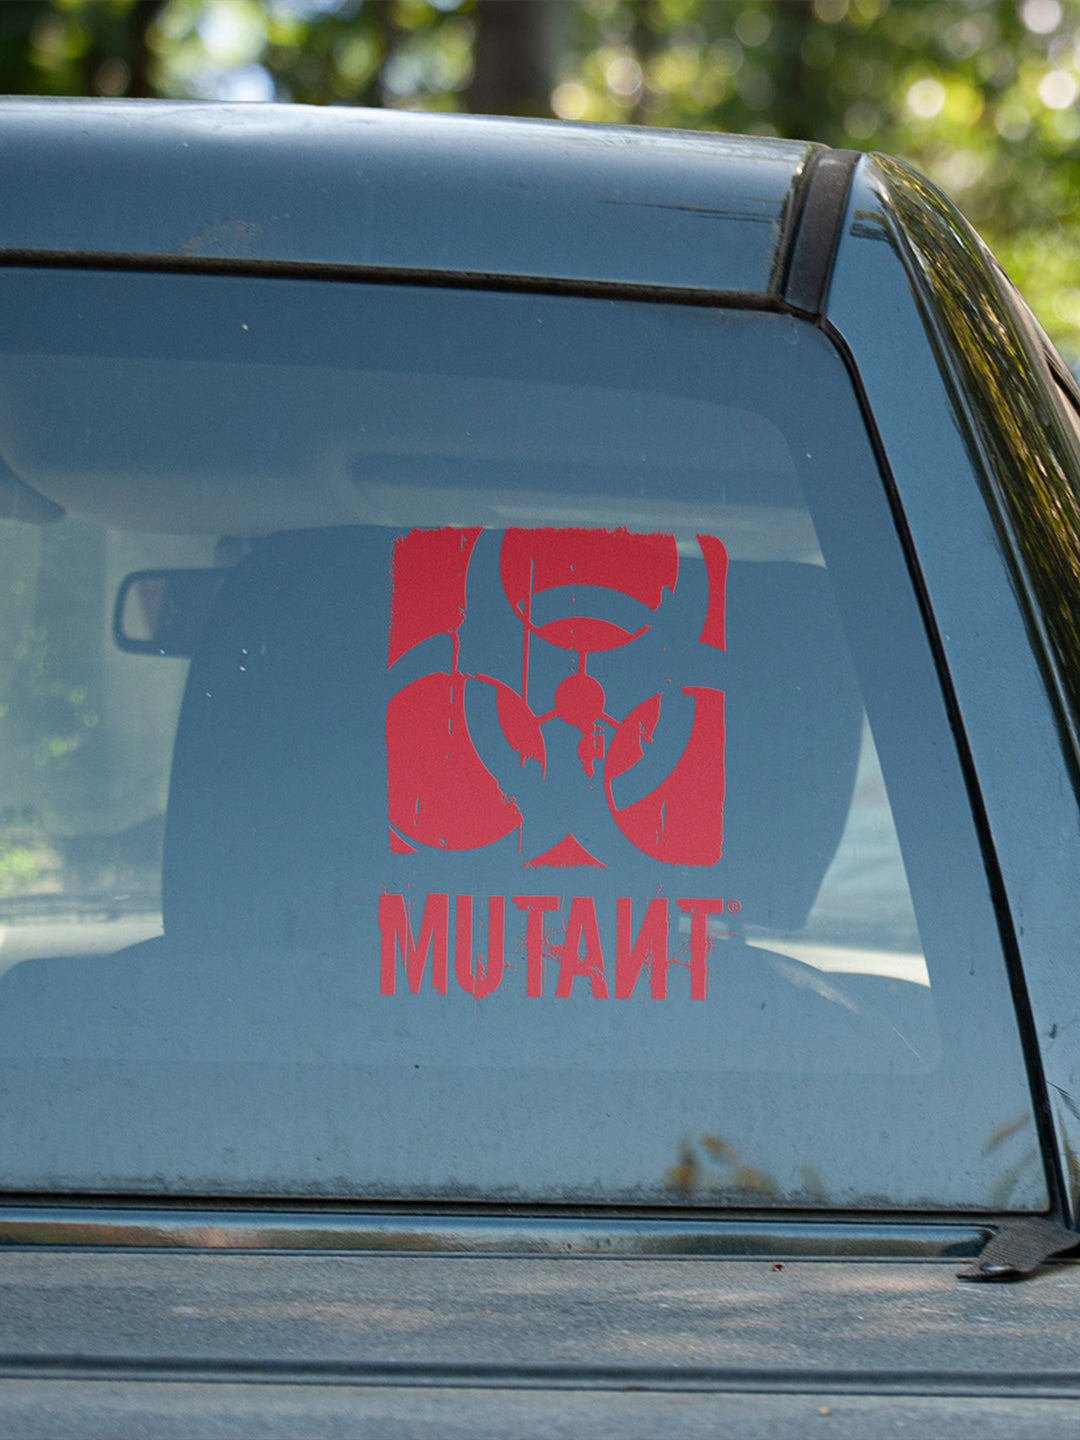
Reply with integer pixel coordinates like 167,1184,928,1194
782,148,861,318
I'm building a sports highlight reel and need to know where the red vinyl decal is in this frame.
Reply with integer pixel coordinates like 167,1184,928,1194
387,526,726,866
379,891,735,999
387,526,481,669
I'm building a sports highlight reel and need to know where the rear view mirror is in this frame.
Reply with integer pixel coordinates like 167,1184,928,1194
113,569,226,657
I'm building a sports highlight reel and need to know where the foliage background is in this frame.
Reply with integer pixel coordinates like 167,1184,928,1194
4,0,1080,359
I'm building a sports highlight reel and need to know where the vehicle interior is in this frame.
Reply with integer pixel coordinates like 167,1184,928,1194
0,266,1045,1214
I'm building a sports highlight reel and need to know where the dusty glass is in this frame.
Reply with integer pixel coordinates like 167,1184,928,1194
0,270,1045,1209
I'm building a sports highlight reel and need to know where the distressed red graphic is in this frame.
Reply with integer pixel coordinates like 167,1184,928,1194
387,526,726,867
379,891,730,999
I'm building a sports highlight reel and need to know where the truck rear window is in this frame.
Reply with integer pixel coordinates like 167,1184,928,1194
0,269,1045,1210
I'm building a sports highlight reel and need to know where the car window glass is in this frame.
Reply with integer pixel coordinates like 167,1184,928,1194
0,270,1045,1210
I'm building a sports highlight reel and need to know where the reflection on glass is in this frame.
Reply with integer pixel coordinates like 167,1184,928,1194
0,270,1044,1211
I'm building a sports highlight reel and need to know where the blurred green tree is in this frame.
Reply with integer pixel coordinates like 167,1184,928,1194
4,0,1080,357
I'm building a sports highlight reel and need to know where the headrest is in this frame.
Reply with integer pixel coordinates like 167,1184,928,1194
719,561,862,929
163,530,861,951
163,528,384,951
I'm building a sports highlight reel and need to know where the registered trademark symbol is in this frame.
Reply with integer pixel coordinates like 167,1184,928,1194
726,898,742,913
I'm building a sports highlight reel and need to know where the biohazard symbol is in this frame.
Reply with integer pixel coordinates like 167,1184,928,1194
387,526,727,867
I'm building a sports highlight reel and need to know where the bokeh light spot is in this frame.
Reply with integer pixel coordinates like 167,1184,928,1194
551,82,588,121
1038,68,1079,109
1021,0,1063,34
906,77,946,119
